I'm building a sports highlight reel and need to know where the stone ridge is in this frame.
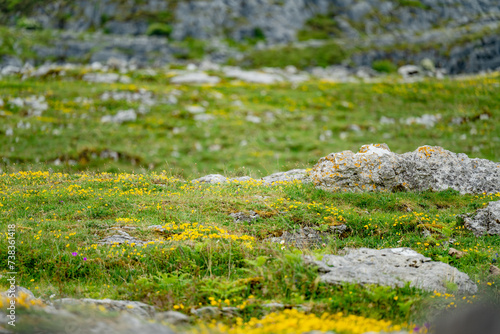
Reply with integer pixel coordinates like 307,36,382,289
311,144,500,194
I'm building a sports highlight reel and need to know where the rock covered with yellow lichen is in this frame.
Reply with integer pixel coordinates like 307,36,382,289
311,144,500,194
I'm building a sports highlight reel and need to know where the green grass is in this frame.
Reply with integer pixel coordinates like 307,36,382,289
0,65,499,333
1,68,499,178
0,171,498,332
243,42,347,68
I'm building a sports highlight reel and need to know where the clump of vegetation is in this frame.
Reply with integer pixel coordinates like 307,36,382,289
244,41,347,69
297,14,341,41
146,22,172,37
372,59,397,73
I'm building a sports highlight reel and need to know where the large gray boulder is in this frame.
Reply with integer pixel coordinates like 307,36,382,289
304,248,478,294
464,201,500,236
311,144,500,194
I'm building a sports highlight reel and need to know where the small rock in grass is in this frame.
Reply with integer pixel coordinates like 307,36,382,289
490,265,500,277
304,247,477,294
191,174,228,184
262,302,285,310
155,311,190,325
230,211,260,223
53,298,155,318
448,247,465,259
464,201,500,236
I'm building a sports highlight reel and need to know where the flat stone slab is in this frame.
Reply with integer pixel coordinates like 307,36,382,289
304,247,477,294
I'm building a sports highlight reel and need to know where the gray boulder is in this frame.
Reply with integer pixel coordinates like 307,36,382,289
464,201,500,236
304,248,477,294
267,227,327,249
261,169,311,185
311,144,500,194
154,311,190,325
230,211,260,223
53,298,155,318
98,230,147,246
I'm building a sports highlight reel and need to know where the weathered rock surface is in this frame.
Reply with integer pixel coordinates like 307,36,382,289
230,211,260,223
170,72,221,84
154,311,190,325
304,247,478,294
191,169,311,185
311,144,500,194
53,298,156,318
267,227,327,249
98,230,147,246
463,200,500,236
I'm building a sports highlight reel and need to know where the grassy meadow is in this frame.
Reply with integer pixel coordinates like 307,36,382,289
0,67,499,333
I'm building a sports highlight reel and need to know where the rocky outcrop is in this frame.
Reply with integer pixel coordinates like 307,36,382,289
191,169,311,185
304,247,478,294
463,200,500,236
311,144,500,194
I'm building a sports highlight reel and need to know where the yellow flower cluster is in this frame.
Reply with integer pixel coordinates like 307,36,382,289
200,309,405,334
163,222,254,243
0,292,44,309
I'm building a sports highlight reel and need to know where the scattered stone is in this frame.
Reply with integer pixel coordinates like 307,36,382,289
304,247,477,294
405,114,441,128
448,247,465,259
154,311,190,325
192,174,227,184
224,68,282,84
98,230,146,246
53,298,156,318
101,109,137,124
2,286,35,300
267,227,327,249
490,265,500,277
185,105,206,114
262,302,285,310
83,73,130,84
171,72,220,84
329,224,348,236
230,211,260,223
398,65,422,78
463,201,500,236
311,144,500,194
261,169,311,185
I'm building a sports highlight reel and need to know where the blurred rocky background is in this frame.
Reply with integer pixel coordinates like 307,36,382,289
1,0,499,74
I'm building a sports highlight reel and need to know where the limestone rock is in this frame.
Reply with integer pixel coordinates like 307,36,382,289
171,72,220,84
490,265,500,277
267,227,327,249
261,169,311,185
398,65,422,78
311,144,500,194
191,174,227,184
155,311,190,325
53,298,155,318
448,248,465,259
230,211,260,223
463,201,500,236
101,109,137,124
224,68,283,84
98,230,146,246
304,248,477,294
